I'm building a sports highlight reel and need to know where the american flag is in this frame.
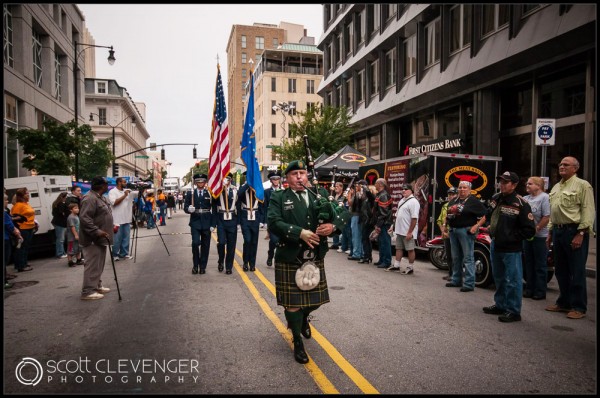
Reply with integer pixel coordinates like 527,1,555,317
208,64,230,198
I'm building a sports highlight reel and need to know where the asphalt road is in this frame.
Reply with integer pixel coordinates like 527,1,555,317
3,210,596,394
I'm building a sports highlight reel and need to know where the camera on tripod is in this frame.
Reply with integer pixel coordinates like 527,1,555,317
126,179,152,191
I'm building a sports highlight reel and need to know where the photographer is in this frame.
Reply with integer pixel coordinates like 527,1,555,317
108,177,138,261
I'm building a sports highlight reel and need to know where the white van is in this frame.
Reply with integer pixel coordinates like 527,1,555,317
5,175,73,254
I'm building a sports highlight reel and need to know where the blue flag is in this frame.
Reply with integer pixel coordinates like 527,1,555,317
241,71,264,201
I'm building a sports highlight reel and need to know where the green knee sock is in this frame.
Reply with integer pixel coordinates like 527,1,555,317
284,310,304,341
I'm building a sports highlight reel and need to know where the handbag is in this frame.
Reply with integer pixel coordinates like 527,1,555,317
295,261,320,291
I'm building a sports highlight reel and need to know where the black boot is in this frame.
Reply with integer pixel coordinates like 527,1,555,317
300,306,319,339
284,310,309,364
218,262,224,272
266,257,273,266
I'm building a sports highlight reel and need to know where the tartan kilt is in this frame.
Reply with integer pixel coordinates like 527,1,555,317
275,259,329,308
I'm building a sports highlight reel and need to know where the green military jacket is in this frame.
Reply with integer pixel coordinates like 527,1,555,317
267,186,351,264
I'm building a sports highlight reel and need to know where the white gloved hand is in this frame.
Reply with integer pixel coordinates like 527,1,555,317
259,223,265,229
188,205,195,213
210,227,215,232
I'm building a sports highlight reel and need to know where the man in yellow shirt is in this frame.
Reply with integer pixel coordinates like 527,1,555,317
545,156,595,319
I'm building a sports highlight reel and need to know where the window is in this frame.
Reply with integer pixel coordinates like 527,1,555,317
418,116,433,138
255,36,264,50
241,35,246,48
95,81,107,94
522,4,540,15
450,5,472,53
241,69,247,78
369,134,380,158
386,4,397,21
356,70,364,103
288,78,296,93
32,30,43,88
307,102,316,111
4,5,14,67
271,149,278,162
271,123,277,138
54,54,61,101
403,35,416,77
255,54,261,64
357,137,367,154
271,77,276,92
369,60,378,97
367,4,380,35
438,107,460,137
425,18,441,66
357,10,366,44
98,108,107,125
500,85,532,129
271,100,277,115
345,78,353,110
385,48,396,88
344,21,353,56
307,80,315,94
289,101,297,115
242,52,247,63
272,38,279,48
336,34,342,65
328,42,334,71
481,4,509,37
336,85,343,106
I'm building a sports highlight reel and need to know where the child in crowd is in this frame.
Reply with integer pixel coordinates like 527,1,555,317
66,203,84,267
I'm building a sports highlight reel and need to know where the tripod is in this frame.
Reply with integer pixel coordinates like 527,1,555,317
130,189,171,263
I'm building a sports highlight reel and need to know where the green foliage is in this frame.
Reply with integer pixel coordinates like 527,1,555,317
273,105,354,165
183,159,209,185
7,119,112,179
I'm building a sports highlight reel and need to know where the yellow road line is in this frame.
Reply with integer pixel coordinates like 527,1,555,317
210,234,339,394
231,244,379,394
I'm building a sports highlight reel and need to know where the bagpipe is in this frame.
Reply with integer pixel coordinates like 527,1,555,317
300,135,348,226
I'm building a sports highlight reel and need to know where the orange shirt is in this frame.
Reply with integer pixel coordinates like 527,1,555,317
11,202,36,230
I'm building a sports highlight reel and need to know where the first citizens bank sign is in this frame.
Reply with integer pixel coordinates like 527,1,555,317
405,137,463,155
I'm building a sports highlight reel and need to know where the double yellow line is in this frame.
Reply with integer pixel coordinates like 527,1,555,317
211,234,379,394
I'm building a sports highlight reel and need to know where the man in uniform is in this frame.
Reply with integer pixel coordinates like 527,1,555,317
546,156,595,319
236,172,263,271
184,173,216,274
214,173,237,275
264,171,282,266
267,160,350,364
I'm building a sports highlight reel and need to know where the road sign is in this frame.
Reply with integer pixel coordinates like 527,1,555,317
535,118,556,146
135,155,149,158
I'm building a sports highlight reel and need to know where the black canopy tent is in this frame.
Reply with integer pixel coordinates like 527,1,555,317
314,145,375,185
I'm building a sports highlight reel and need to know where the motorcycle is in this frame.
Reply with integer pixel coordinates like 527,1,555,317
426,227,494,288
425,227,554,289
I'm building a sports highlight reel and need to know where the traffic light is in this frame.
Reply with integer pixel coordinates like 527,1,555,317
161,148,165,160
193,147,197,159
112,163,120,177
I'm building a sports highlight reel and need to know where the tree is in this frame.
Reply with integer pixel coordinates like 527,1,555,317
183,159,209,185
273,105,354,166
7,119,112,180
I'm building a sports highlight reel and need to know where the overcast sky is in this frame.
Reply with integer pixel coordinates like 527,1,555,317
77,4,323,181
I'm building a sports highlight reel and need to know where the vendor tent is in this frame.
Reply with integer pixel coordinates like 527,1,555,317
314,145,374,180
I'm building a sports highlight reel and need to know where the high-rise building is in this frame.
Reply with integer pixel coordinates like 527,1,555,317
317,4,596,188
226,21,315,165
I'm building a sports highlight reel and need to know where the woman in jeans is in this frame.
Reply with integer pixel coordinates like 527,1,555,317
10,188,37,272
51,192,69,258
522,176,550,300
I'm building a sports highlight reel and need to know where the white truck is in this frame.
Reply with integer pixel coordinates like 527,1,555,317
4,175,73,254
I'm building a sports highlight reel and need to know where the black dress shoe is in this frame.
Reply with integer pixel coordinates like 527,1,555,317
358,258,372,264
498,312,521,322
249,266,256,271
373,261,382,266
225,269,232,275
199,269,206,274
267,258,273,266
192,268,198,275
347,256,359,260
293,340,309,364
483,304,505,315
218,263,224,272
532,294,546,300
460,287,474,292
301,315,312,339
523,290,533,298
243,264,249,271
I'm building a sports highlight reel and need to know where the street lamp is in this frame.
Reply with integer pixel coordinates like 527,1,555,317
73,40,116,181
89,113,135,177
272,102,295,172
